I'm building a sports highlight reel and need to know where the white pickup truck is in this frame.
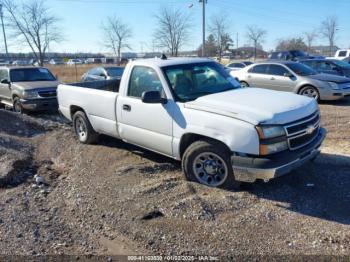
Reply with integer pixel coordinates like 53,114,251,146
328,49,350,63
58,57,326,189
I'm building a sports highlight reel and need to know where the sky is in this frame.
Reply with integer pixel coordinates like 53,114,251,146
2,0,350,54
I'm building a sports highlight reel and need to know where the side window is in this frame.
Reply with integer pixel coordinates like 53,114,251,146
267,65,289,76
89,68,98,76
127,66,163,98
248,64,268,74
317,62,332,70
338,51,347,57
0,69,8,80
235,63,245,68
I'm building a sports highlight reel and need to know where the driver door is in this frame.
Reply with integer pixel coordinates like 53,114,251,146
118,66,174,156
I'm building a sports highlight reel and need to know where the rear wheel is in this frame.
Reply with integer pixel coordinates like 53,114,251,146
182,139,240,189
72,111,98,144
299,86,320,101
240,81,249,88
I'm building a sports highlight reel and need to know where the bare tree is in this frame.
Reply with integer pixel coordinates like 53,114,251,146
303,29,318,52
2,0,62,66
102,16,132,65
209,15,231,61
276,37,307,51
153,7,192,57
246,25,266,60
320,16,338,56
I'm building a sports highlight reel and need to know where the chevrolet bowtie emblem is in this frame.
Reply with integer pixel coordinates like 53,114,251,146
306,125,315,135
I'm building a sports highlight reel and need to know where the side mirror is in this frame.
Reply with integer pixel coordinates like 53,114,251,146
284,72,293,78
1,79,10,85
141,91,167,104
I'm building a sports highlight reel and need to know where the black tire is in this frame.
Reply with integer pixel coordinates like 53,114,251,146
13,97,25,114
182,139,240,190
72,111,98,144
240,81,249,88
298,85,320,102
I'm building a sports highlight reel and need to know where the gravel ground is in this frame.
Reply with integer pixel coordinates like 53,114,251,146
0,98,349,258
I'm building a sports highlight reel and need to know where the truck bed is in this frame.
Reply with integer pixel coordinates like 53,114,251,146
69,79,121,93
58,79,120,138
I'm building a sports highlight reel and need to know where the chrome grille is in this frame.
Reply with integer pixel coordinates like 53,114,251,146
38,90,57,98
284,112,320,150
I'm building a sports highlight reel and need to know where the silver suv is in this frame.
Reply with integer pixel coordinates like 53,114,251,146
0,67,59,113
231,61,350,101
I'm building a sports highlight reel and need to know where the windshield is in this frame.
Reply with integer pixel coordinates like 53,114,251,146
290,50,308,57
331,60,350,69
106,67,124,77
10,68,56,82
163,62,241,102
285,63,317,76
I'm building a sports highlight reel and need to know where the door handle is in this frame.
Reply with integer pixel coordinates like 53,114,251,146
270,77,275,80
123,104,131,111
247,75,252,78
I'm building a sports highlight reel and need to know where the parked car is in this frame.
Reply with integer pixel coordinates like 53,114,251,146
299,59,350,78
81,66,124,82
226,61,254,71
327,49,350,63
231,61,350,101
12,60,29,66
49,58,64,65
66,59,83,65
268,50,324,61
0,66,59,113
0,60,10,66
58,57,326,188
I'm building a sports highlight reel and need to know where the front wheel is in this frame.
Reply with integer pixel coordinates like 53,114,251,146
13,97,24,113
299,86,320,101
72,111,98,144
240,81,249,88
182,139,240,189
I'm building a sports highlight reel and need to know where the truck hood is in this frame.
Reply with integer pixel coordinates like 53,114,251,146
184,88,318,125
308,73,349,83
13,81,60,90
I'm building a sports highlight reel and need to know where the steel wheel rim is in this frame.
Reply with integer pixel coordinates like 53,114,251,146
193,152,228,187
301,88,318,100
75,117,87,141
14,101,22,113
240,82,248,88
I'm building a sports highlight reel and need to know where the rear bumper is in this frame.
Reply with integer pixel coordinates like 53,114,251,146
231,128,326,182
20,98,58,111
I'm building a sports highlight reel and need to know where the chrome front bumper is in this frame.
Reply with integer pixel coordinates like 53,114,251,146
231,128,326,183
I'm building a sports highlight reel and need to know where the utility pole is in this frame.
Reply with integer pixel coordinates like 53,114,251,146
0,4,9,59
199,0,206,57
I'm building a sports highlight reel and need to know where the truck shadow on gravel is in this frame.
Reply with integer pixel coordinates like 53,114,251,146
98,135,180,165
246,152,350,225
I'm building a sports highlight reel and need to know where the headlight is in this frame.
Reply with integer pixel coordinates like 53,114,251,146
23,90,40,99
256,126,286,139
260,141,289,155
328,82,340,90
256,125,288,155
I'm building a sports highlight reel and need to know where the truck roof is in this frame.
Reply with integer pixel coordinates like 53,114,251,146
131,57,214,68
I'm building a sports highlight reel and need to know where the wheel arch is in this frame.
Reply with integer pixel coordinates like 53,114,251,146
179,133,232,159
297,84,319,94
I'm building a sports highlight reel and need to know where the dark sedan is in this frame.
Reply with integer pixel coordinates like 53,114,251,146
299,59,350,78
81,66,124,82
